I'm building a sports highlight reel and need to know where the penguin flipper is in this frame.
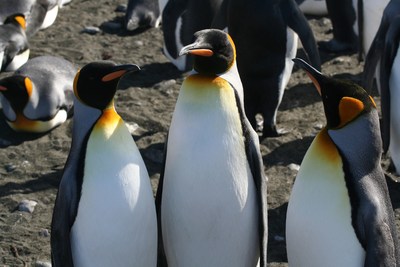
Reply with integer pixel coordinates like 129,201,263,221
51,142,86,267
234,91,268,267
162,0,189,59
155,135,168,267
380,16,400,153
283,0,321,70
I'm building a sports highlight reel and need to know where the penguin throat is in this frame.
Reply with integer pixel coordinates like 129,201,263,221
94,105,122,138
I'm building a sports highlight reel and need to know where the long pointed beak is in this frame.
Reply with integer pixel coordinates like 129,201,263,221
179,44,214,57
293,58,324,95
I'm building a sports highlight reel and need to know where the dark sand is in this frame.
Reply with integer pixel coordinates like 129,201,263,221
0,0,399,266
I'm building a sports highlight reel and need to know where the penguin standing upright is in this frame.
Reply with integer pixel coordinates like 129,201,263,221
364,0,400,174
286,58,400,267
212,0,321,138
0,56,76,133
161,0,223,71
51,61,158,267
156,29,268,267
0,13,29,72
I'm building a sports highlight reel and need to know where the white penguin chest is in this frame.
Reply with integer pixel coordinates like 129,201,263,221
161,77,260,266
286,130,365,267
70,116,157,267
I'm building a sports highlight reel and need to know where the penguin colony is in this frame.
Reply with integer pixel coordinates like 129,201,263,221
0,0,399,266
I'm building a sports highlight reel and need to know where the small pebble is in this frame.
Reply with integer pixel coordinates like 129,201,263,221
17,200,37,213
125,122,140,134
288,163,300,171
5,163,17,173
39,228,50,237
134,40,144,46
155,79,176,90
82,26,101,34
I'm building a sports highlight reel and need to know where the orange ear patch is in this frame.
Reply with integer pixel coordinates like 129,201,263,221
24,77,33,97
188,49,214,57
101,70,127,82
338,97,364,127
15,15,26,29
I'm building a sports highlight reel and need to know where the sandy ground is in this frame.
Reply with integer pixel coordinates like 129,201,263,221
0,0,399,266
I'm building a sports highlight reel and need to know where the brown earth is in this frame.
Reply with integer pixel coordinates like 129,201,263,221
0,0,399,266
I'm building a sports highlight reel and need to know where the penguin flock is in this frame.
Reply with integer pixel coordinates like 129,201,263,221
0,0,399,266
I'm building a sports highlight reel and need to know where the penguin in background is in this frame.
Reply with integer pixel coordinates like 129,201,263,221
364,0,400,174
161,0,223,71
0,56,76,133
51,62,157,267
286,58,400,267
0,13,29,72
320,0,389,56
212,0,321,138
124,0,161,31
156,29,268,267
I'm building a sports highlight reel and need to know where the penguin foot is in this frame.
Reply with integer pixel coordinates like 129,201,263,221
318,39,357,54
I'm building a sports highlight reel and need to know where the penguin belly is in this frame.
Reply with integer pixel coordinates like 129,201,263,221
7,110,67,133
40,5,59,29
286,130,365,267
280,28,298,104
70,115,157,267
161,78,260,266
389,47,400,174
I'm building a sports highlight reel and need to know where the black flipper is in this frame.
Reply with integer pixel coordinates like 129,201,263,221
283,0,321,71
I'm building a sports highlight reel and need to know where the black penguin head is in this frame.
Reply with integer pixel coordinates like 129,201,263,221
73,61,140,110
4,13,26,30
179,29,236,75
293,58,376,129
0,75,31,112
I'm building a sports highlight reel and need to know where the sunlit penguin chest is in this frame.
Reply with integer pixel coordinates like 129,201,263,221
71,109,157,267
162,75,259,266
286,129,365,267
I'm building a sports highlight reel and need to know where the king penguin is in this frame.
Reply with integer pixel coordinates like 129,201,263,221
286,58,400,267
51,61,158,267
363,0,400,174
0,13,29,72
212,0,321,138
156,29,268,267
0,56,76,133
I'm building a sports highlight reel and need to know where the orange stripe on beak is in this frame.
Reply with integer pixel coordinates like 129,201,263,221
102,70,127,82
188,49,214,57
0,85,7,91
306,72,321,95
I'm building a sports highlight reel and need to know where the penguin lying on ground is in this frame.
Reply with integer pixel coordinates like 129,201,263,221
286,58,400,267
124,0,161,31
0,14,29,72
0,56,76,133
156,29,268,267
51,61,157,267
363,0,400,174
212,0,321,138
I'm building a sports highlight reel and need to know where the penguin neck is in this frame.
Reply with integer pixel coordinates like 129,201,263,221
94,102,122,138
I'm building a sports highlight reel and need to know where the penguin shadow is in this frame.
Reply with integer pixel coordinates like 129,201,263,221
0,113,49,148
118,62,183,89
263,136,314,167
281,82,321,111
267,202,289,263
0,169,61,199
